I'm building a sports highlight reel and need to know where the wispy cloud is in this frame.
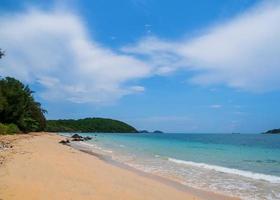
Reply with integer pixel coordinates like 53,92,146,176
233,111,247,115
124,1,280,92
210,104,222,109
1,1,280,105
0,9,151,104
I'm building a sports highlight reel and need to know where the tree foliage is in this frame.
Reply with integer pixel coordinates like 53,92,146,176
46,118,137,133
0,77,46,132
0,48,4,59
265,129,280,134
0,123,20,135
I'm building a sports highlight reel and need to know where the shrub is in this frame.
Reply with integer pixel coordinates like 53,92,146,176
0,123,20,135
7,124,20,134
0,123,8,134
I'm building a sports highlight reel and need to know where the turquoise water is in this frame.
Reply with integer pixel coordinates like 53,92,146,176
61,133,280,200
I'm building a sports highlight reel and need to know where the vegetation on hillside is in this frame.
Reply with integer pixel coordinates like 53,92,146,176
46,118,137,133
265,129,280,134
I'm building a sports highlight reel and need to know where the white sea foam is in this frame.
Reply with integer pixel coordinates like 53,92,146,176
78,141,96,147
75,141,113,153
168,158,280,184
103,149,113,153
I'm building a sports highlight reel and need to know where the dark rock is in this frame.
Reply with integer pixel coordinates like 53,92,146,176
70,134,92,141
72,138,83,141
59,139,70,145
71,134,83,139
84,136,92,141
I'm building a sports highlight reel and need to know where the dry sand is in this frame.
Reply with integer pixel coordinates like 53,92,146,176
0,133,239,200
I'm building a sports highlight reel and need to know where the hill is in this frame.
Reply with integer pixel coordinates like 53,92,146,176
46,118,137,133
265,129,280,134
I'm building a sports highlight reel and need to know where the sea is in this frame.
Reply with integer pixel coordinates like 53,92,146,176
60,133,280,200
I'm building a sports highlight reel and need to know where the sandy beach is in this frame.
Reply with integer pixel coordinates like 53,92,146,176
0,133,239,200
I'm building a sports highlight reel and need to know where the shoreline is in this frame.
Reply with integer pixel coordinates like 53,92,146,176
68,139,239,200
0,132,239,200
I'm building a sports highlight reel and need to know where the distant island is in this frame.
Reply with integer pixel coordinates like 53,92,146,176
153,130,163,133
138,130,164,134
46,118,138,133
265,128,280,134
138,130,149,133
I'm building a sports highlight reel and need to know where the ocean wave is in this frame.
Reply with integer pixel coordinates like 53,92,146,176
168,158,280,184
75,141,113,153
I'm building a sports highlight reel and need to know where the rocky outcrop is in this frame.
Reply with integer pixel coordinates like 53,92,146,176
59,134,92,145
71,134,83,139
59,139,70,145
71,134,92,141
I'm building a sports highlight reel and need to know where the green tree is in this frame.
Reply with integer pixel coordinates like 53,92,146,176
0,50,46,133
0,48,4,114
0,77,46,132
0,48,4,59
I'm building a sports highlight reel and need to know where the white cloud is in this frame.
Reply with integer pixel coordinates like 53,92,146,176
124,1,280,92
0,9,151,104
1,1,280,105
210,104,222,109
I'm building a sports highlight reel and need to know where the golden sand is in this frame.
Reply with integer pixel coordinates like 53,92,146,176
0,133,239,200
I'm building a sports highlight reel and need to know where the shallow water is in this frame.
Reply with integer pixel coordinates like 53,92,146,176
61,133,280,200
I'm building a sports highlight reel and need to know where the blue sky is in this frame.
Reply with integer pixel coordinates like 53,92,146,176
0,0,280,133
